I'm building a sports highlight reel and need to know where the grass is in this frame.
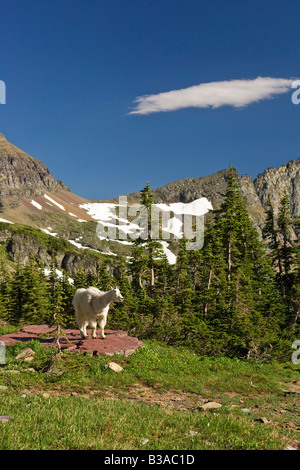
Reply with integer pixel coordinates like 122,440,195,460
0,338,299,450
0,394,290,450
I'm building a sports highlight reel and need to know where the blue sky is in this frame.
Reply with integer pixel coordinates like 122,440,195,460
0,0,299,200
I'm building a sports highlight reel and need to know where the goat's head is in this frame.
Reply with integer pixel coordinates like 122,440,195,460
111,286,124,302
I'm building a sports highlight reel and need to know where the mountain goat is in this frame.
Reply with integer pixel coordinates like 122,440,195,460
72,286,124,339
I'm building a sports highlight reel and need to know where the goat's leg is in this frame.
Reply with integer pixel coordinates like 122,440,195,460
80,321,88,339
98,318,106,339
90,321,97,339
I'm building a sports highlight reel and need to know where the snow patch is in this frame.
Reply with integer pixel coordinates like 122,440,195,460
44,268,74,285
160,241,177,265
31,200,42,210
0,218,14,224
68,239,117,256
44,194,65,211
41,228,58,237
78,197,212,264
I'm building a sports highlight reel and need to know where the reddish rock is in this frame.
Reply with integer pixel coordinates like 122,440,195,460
0,325,144,356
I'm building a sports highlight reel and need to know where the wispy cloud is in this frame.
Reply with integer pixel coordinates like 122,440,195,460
129,77,293,115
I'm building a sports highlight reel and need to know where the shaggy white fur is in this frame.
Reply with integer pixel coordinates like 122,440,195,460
72,286,124,339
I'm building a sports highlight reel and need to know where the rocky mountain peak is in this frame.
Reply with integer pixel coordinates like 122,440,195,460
254,158,300,217
0,133,69,209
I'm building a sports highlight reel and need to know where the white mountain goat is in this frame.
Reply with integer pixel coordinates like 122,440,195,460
72,286,124,339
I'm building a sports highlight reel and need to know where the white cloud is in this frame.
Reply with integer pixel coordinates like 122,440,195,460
129,77,293,115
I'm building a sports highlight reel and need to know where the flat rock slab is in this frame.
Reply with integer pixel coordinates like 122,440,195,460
0,325,144,357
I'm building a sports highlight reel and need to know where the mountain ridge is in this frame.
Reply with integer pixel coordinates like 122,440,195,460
0,133,299,269
1,132,299,220
0,132,69,209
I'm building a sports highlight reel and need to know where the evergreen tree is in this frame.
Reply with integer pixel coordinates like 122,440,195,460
0,257,11,320
174,239,194,314
133,182,168,293
130,242,149,289
98,260,115,291
204,167,284,357
199,215,228,319
45,262,69,353
109,259,139,332
21,257,51,325
73,266,87,289
263,193,295,310
290,218,300,329
60,269,76,327
277,192,294,299
9,257,25,324
51,279,68,352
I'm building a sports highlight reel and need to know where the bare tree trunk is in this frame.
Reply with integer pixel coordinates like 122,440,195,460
204,268,213,316
227,239,232,282
151,266,155,287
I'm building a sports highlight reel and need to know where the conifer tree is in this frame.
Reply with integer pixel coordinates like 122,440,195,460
21,257,51,325
206,167,284,357
174,238,194,313
98,260,115,290
9,257,25,324
109,259,139,332
60,269,76,327
289,218,300,329
130,242,149,290
46,261,69,353
135,181,167,292
73,266,87,289
199,215,227,319
0,257,11,320
263,193,295,307
277,192,294,298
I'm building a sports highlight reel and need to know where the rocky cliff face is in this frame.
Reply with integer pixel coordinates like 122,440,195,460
0,133,68,209
254,158,300,217
122,160,300,229
0,227,108,276
122,168,266,229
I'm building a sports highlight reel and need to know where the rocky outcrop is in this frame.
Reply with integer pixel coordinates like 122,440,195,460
0,133,69,209
120,168,266,229
123,168,234,207
254,159,300,217
120,160,299,230
0,325,144,356
0,227,109,276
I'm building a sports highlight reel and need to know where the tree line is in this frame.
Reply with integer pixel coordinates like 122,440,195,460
0,168,299,360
